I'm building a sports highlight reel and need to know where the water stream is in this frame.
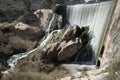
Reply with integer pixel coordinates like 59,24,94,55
46,14,56,35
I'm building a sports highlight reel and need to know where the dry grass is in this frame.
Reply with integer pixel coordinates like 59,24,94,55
1,66,69,80
9,36,37,51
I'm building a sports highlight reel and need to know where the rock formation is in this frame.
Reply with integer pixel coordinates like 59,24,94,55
0,8,63,73
11,24,90,77
34,9,63,32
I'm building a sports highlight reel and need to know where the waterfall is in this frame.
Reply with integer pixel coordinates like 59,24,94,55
66,1,115,62
62,1,116,74
46,14,56,34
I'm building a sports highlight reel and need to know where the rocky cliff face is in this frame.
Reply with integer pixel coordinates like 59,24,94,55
102,0,120,66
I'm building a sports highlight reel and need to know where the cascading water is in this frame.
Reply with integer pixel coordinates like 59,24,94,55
62,1,116,74
7,48,38,69
46,14,56,35
66,1,115,63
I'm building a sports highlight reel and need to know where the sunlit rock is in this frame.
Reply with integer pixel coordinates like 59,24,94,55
57,38,82,61
62,25,83,41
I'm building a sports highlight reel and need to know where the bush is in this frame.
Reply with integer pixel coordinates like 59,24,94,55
22,0,32,13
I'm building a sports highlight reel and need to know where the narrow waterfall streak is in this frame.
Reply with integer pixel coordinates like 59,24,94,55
40,30,61,47
7,48,38,69
2,48,38,74
46,14,56,35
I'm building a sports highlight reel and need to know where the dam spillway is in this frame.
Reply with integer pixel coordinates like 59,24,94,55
66,1,116,62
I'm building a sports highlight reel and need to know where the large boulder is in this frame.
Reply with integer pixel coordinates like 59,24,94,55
34,9,52,27
62,25,83,41
41,42,60,61
40,38,82,62
34,9,63,31
40,25,84,62
57,38,82,61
